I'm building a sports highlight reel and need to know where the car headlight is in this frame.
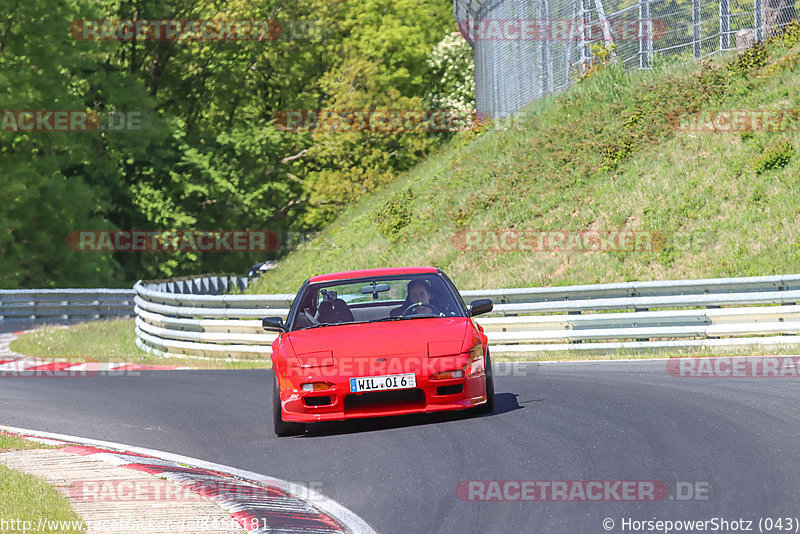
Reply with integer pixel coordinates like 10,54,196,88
430,370,464,380
430,344,484,380
301,382,333,392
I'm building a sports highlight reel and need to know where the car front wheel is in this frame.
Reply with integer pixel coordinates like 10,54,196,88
273,372,305,436
476,349,495,414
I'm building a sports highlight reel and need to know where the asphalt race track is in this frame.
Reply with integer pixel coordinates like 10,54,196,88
1,360,799,534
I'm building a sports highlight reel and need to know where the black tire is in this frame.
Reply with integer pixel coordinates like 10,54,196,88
476,349,495,414
273,372,305,436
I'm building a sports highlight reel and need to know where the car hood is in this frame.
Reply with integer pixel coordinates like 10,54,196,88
286,317,472,365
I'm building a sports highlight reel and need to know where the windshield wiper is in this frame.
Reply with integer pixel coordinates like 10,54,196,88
372,316,406,322
373,314,436,322
297,316,438,330
300,320,371,330
300,322,334,330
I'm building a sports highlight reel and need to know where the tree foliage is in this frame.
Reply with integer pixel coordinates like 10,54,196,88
0,0,461,287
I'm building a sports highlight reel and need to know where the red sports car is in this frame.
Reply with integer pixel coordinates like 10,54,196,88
262,267,495,436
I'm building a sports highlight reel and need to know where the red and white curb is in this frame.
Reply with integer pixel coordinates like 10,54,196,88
0,331,26,358
0,358,181,374
1,425,376,534
0,330,183,373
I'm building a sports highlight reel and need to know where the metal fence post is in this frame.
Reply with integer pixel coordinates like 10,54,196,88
755,0,764,41
567,3,578,79
540,0,552,94
639,0,652,68
594,0,616,52
693,0,702,57
720,0,730,49
580,0,588,71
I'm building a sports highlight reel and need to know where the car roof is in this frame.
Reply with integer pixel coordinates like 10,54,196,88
308,267,440,283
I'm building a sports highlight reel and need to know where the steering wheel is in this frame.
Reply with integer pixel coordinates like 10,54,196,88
400,302,442,316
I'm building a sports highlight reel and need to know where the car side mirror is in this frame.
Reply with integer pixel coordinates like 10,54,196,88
468,299,493,317
262,317,287,332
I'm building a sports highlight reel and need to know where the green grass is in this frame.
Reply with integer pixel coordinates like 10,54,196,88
0,433,54,452
249,26,800,294
0,433,85,533
0,467,86,533
9,319,270,370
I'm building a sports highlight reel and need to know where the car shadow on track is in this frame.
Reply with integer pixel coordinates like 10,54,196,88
298,392,523,438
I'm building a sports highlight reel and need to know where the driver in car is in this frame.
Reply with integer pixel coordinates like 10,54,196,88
391,279,436,317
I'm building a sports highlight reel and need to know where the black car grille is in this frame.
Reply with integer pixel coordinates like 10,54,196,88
304,396,332,406
436,384,463,396
344,388,425,413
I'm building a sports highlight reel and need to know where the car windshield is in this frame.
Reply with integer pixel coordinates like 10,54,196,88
289,274,465,330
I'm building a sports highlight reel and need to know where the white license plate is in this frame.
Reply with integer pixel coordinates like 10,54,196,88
350,373,416,393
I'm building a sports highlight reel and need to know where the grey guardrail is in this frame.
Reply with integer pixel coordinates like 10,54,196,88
459,274,800,303
0,289,135,321
132,273,800,357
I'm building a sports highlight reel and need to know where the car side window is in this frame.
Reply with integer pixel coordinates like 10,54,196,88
290,289,317,330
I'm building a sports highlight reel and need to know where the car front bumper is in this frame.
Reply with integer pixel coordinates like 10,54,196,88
276,357,488,423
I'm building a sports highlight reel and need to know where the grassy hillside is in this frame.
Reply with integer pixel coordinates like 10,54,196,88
250,27,800,294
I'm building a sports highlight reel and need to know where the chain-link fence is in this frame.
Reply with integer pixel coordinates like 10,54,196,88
454,0,797,118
